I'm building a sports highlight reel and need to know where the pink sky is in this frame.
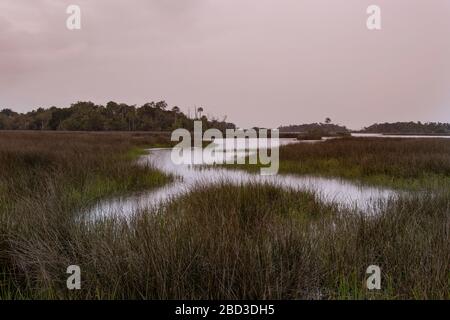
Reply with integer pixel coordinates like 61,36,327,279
1,0,450,129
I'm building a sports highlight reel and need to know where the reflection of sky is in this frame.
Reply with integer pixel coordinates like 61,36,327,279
87,141,398,220
173,138,295,165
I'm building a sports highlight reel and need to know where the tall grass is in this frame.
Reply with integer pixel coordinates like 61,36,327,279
83,184,447,300
0,133,448,299
0,131,171,298
278,137,450,189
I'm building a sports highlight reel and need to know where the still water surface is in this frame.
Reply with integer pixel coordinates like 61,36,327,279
88,137,399,219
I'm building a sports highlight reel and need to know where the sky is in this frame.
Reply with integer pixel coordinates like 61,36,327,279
1,0,450,129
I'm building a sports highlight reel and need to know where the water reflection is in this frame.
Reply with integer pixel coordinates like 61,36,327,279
352,133,450,139
87,138,396,219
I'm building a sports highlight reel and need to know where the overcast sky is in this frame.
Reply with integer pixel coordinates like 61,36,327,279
1,0,450,129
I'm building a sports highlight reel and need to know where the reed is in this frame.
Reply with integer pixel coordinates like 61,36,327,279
0,133,448,299
277,137,450,189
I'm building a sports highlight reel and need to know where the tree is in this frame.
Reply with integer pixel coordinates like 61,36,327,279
34,108,52,130
1,109,17,117
0,101,237,132
48,108,73,130
197,107,204,119
155,101,168,110
171,106,180,113
124,105,136,131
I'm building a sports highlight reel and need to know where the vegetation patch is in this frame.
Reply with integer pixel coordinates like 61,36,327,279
276,138,450,190
0,132,448,299
228,137,450,190
2,182,447,299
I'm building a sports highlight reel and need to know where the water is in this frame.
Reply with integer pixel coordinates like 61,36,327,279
352,133,450,139
87,138,397,219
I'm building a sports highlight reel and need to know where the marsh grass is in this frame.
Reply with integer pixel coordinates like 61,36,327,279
0,133,448,299
126,185,449,299
0,131,171,298
228,137,450,190
279,137,450,190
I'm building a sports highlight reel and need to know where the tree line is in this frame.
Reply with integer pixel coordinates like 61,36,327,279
360,122,450,134
0,101,235,132
278,121,349,134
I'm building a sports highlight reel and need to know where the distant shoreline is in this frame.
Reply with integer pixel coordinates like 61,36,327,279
354,132,450,137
